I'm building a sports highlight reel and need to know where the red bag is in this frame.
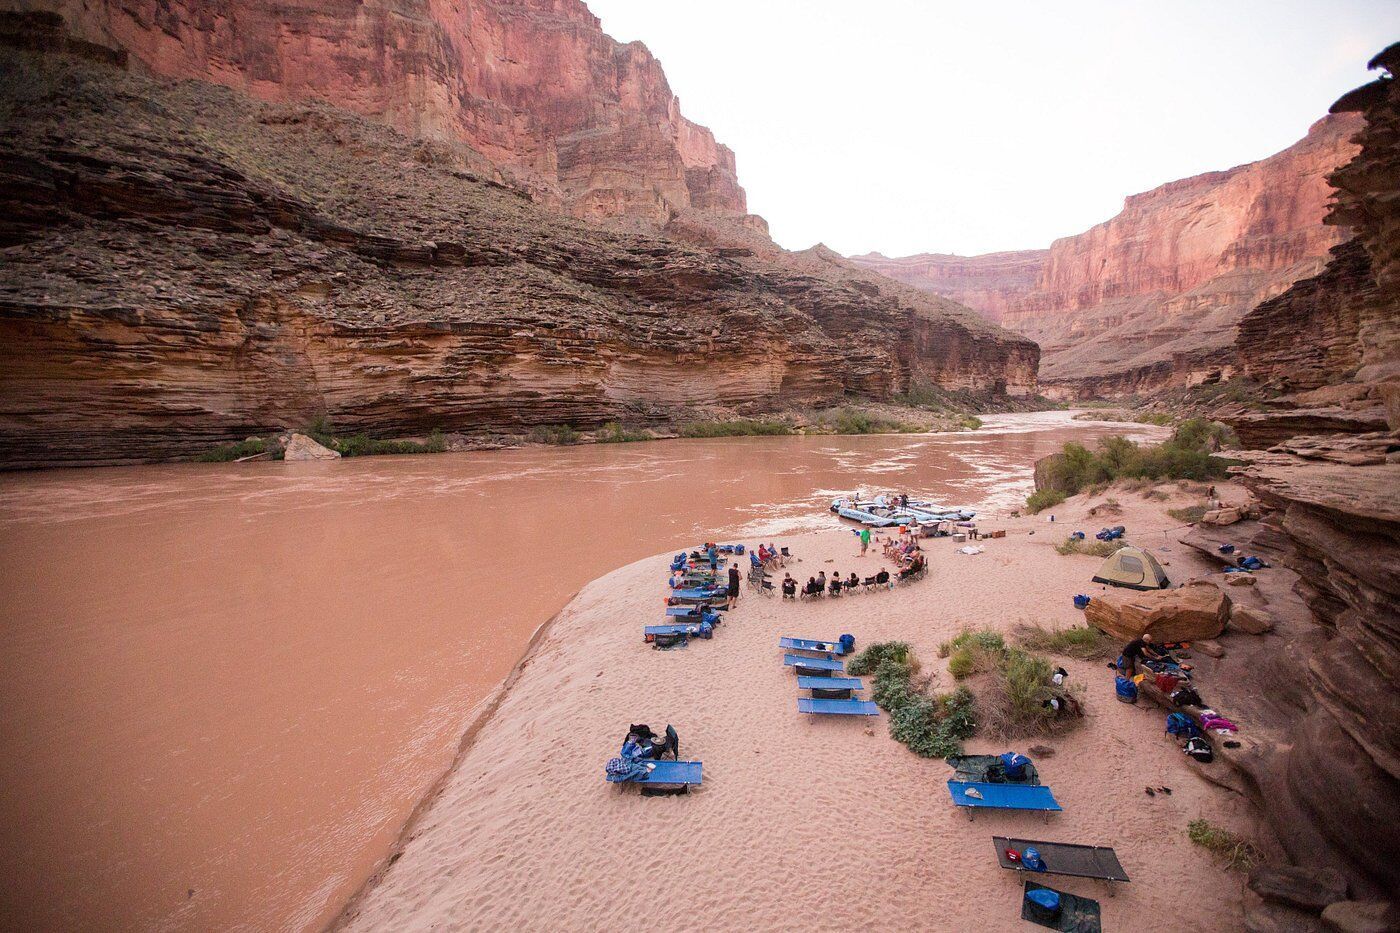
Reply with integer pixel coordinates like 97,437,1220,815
1156,673,1181,693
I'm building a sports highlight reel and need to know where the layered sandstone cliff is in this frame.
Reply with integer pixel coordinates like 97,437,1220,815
3,0,750,229
853,116,1361,397
1211,47,1400,900
0,28,1036,467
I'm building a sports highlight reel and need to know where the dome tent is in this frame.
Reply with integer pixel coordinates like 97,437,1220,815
1091,545,1170,591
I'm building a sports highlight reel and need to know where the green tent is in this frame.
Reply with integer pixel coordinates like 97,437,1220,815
1091,545,1170,591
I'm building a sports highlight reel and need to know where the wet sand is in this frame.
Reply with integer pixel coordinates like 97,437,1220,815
0,412,1165,931
341,486,1250,931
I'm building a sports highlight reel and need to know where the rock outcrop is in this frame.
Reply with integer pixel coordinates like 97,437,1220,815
0,35,1037,467
852,116,1362,397
5,0,752,230
1084,579,1230,642
1205,45,1400,904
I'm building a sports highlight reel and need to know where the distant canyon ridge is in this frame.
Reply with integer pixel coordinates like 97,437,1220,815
853,115,1363,398
0,1,1037,467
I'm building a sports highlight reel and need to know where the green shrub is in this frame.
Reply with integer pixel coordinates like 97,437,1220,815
1168,504,1209,524
958,415,983,431
851,642,976,757
1054,537,1124,557
1187,819,1265,871
947,648,975,680
1015,624,1115,661
527,424,580,445
678,419,793,438
848,641,911,676
595,422,650,443
197,438,275,462
1025,489,1067,514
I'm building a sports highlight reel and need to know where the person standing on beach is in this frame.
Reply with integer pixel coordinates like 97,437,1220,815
707,543,718,571
726,564,740,609
859,527,871,556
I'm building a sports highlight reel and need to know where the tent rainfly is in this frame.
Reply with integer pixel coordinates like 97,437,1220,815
1091,545,1170,591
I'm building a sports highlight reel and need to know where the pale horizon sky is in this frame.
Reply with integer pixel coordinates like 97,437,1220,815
584,0,1398,257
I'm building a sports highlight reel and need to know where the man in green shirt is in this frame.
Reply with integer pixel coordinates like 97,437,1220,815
859,527,871,556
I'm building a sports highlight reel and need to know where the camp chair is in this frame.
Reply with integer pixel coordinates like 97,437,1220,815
798,697,879,715
946,781,1061,820
861,575,879,592
1020,880,1102,932
606,759,703,794
779,637,846,656
782,654,843,676
992,837,1129,893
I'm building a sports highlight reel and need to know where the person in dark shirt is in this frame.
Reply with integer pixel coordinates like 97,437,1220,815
1120,633,1161,676
781,574,797,599
726,564,740,609
875,568,890,588
828,574,842,597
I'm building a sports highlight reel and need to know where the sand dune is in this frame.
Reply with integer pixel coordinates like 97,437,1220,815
340,492,1249,931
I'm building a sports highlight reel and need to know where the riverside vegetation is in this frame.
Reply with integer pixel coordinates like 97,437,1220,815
1025,418,1239,513
199,419,447,461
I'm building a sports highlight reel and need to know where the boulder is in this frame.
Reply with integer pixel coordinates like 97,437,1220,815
1205,507,1244,525
1246,889,1329,933
1227,573,1259,587
282,433,341,461
1250,865,1350,913
1321,900,1400,933
1231,605,1277,634
1197,639,1227,658
1084,579,1231,642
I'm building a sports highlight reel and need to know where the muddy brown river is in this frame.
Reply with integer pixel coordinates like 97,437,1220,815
0,412,1162,932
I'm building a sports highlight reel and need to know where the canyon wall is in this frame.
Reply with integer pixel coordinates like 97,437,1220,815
1,0,750,229
849,250,1048,323
0,27,1036,467
1218,46,1400,900
853,116,1361,397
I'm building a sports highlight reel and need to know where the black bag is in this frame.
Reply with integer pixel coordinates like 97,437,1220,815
1184,737,1213,763
1172,686,1203,708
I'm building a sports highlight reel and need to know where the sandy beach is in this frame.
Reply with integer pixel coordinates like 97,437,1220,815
338,485,1254,932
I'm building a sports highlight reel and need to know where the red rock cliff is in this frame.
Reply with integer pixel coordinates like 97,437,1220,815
853,116,1361,397
8,0,748,228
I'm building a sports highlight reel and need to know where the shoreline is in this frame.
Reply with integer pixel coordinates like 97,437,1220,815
336,484,1253,931
328,587,584,930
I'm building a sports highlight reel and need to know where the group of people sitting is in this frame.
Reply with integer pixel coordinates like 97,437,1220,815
780,568,892,599
755,543,787,569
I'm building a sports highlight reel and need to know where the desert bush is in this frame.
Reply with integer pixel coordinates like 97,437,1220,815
848,641,912,675
595,422,650,443
197,438,276,462
1025,489,1066,514
1014,623,1115,661
1027,418,1236,512
1054,537,1124,558
527,424,580,445
1168,504,1210,524
1187,819,1265,872
854,642,976,758
679,419,793,438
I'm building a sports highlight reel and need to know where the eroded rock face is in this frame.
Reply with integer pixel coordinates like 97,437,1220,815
7,0,750,229
0,42,1037,467
852,116,1362,397
1084,579,1230,642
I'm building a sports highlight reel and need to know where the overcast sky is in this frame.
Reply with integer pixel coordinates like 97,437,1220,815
584,0,1398,257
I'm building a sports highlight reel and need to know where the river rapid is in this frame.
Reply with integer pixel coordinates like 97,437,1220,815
0,411,1163,932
